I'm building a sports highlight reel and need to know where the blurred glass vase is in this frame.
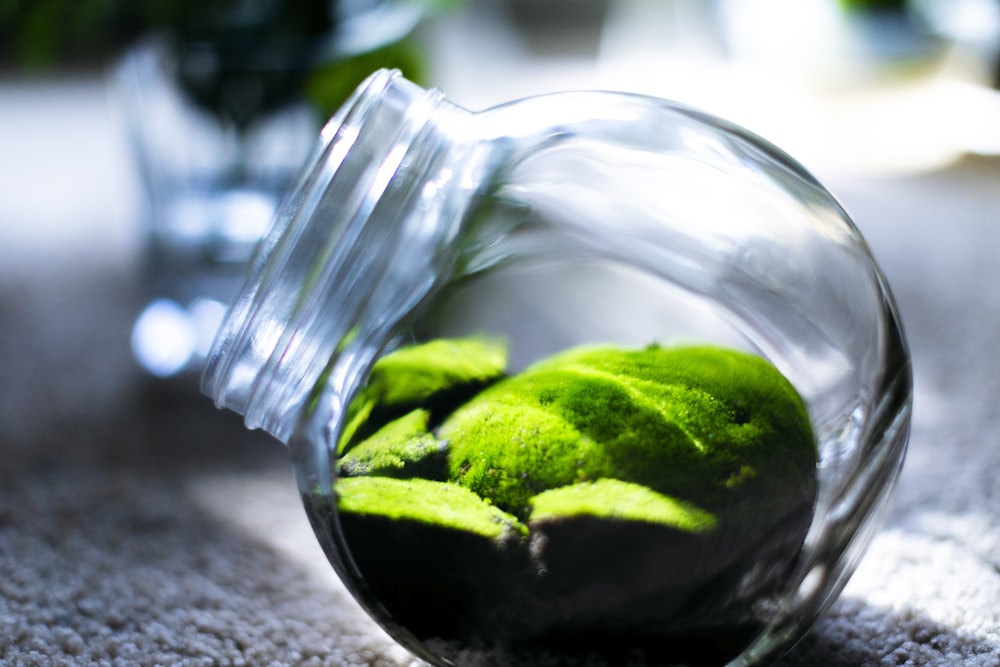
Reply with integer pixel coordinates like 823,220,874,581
118,0,426,378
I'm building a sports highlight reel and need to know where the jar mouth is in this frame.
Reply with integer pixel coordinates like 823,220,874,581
201,69,451,441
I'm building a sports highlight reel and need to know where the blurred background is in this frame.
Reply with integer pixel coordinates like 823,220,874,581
3,0,1000,379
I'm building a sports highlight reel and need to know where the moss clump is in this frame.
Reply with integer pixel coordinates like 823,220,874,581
337,476,527,543
441,344,815,524
334,477,531,643
339,336,507,452
529,478,717,532
364,336,508,406
338,409,447,479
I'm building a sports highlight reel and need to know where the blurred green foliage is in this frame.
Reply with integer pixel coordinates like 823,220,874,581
0,0,458,72
306,38,427,122
1,0,188,70
0,0,458,127
838,0,908,11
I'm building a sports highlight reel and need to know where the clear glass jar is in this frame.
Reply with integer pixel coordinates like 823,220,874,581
202,69,911,666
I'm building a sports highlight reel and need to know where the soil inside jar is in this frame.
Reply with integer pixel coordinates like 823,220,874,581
304,493,811,666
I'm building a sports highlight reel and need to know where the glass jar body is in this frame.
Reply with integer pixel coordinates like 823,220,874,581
204,71,911,666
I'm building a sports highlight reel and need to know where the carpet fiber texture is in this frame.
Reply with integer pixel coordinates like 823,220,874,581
2,157,1000,666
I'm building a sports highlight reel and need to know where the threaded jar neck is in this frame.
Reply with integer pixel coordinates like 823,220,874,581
201,69,485,442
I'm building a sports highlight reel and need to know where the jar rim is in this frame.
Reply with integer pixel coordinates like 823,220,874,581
201,69,448,440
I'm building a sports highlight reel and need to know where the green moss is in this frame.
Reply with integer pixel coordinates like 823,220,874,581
339,336,508,453
440,400,617,519
442,344,815,520
529,479,717,533
336,476,527,543
369,336,507,404
331,340,818,660
339,409,446,479
337,395,376,453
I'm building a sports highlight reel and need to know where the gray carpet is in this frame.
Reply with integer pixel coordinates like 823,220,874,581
3,155,1000,666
